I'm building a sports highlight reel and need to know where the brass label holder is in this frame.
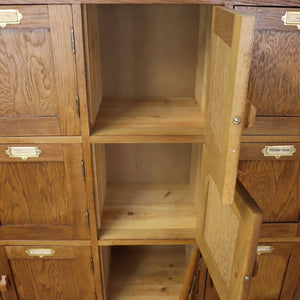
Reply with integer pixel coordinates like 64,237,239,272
282,11,300,29
257,245,275,255
262,145,296,159
25,248,56,258
5,146,42,160
0,9,23,28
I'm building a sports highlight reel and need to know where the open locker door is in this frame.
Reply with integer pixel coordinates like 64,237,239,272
195,6,263,300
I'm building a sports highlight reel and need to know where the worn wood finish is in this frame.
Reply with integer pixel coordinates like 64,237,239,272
0,144,89,240
196,148,263,300
238,160,300,223
100,183,196,241
280,244,300,300
48,5,80,136
5,246,95,300
248,243,295,300
205,6,255,204
240,143,300,160
92,98,204,137
0,247,18,300
107,245,188,299
82,5,103,128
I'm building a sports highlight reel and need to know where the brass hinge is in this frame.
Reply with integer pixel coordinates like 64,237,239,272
81,160,86,181
86,211,90,228
90,257,94,273
71,28,75,54
76,95,80,118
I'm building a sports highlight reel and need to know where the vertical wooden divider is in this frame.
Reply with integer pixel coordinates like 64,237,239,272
72,4,103,299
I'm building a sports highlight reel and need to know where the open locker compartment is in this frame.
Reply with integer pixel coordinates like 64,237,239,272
84,4,211,140
100,244,194,299
93,143,202,243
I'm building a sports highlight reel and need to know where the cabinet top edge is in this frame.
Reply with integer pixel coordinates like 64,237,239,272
0,0,299,6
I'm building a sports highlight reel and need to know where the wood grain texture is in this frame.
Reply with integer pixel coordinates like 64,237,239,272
98,5,199,98
0,144,64,162
0,30,58,115
0,247,18,300
0,6,49,28
244,117,300,136
100,183,196,241
248,243,295,300
7,246,94,300
107,245,188,299
48,5,80,136
280,244,300,300
205,7,255,204
248,31,300,116
0,137,82,144
105,143,191,183
82,5,103,128
0,240,91,246
260,223,299,238
238,160,300,222
240,143,300,160
92,98,204,137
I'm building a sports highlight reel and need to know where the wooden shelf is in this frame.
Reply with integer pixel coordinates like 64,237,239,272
99,183,196,242
108,245,188,299
91,98,204,141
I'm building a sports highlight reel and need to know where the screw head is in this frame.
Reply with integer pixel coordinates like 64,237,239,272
244,276,250,281
232,117,241,125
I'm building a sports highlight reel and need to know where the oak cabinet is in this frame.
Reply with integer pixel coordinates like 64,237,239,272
0,144,89,240
0,5,80,136
0,246,95,300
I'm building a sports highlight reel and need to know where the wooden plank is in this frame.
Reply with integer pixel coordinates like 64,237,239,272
0,240,91,246
240,143,300,160
259,237,300,243
238,160,300,223
5,246,75,259
214,7,235,46
108,245,188,299
101,183,197,240
48,5,81,135
0,144,64,162
0,137,82,144
0,117,61,136
194,5,212,111
99,246,111,300
62,144,89,239
244,117,300,136
260,223,299,238
0,6,49,28
82,5,103,128
205,7,255,204
242,136,300,143
90,135,204,144
92,98,204,137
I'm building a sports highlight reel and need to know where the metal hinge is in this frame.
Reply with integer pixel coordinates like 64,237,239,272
94,293,97,300
81,160,86,181
86,211,90,228
71,28,75,54
90,257,94,273
76,95,80,118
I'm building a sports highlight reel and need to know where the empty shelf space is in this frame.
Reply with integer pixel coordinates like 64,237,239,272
107,245,189,299
99,183,197,242
91,98,204,138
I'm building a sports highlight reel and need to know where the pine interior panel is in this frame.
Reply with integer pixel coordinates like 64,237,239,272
107,245,189,299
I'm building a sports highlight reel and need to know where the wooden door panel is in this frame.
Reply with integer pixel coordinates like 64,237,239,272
0,5,80,136
205,7,255,205
2,246,95,300
0,144,89,240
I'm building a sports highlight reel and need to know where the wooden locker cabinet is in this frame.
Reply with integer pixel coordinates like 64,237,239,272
0,5,80,136
0,144,89,240
0,246,95,300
